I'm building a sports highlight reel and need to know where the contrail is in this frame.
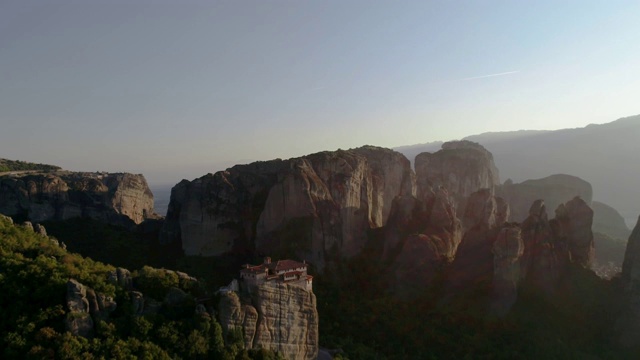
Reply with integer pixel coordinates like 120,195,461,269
459,70,520,81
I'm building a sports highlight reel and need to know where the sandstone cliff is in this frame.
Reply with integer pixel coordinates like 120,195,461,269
389,188,463,298
521,197,594,296
415,140,499,203
446,189,509,296
218,282,319,360
161,146,414,269
0,171,156,225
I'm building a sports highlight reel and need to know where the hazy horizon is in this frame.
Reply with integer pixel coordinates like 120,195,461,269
2,1,640,186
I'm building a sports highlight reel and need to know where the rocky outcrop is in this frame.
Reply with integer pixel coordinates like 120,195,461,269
521,197,594,295
558,197,595,267
108,267,133,289
618,216,640,346
415,140,499,203
496,174,592,223
218,283,319,360
592,201,631,241
65,279,118,338
446,190,508,294
0,171,157,226
387,188,463,298
490,225,524,317
161,146,414,269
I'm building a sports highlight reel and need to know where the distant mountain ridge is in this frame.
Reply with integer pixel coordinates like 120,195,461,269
395,115,640,226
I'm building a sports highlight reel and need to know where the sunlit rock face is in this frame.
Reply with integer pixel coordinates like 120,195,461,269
160,146,414,270
0,172,156,226
414,140,500,205
218,282,319,360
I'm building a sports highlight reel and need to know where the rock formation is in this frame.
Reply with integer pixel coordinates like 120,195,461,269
490,225,524,317
592,200,631,240
560,197,595,267
218,282,319,360
618,216,640,347
65,279,93,338
389,188,463,298
414,140,500,203
521,197,594,295
0,171,157,226
65,279,119,338
496,174,592,223
446,189,508,295
161,146,414,270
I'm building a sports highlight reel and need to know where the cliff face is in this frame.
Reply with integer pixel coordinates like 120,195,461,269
0,171,156,225
490,225,524,317
618,216,640,346
218,283,319,360
496,174,593,223
415,140,500,203
161,146,414,269
389,188,463,298
520,197,594,296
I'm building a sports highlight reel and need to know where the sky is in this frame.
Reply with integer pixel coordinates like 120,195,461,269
1,0,640,186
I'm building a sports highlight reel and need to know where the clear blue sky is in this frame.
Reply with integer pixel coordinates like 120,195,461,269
1,0,639,186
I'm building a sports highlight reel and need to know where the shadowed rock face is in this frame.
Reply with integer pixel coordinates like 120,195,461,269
622,217,640,286
592,200,631,240
415,140,500,204
496,174,593,223
389,188,463,298
521,197,593,296
218,282,319,360
161,146,415,269
563,197,595,267
618,216,640,346
491,225,524,317
0,172,156,225
446,190,508,296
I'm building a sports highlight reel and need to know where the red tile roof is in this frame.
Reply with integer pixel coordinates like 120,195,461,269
270,259,306,273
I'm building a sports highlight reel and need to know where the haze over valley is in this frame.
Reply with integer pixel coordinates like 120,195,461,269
3,1,640,359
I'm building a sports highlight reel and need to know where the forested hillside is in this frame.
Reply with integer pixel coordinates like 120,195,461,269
0,215,284,359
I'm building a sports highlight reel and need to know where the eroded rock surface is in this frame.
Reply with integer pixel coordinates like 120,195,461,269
415,140,499,203
161,146,414,269
0,172,156,225
618,216,640,346
389,188,463,298
490,225,524,317
218,283,319,360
